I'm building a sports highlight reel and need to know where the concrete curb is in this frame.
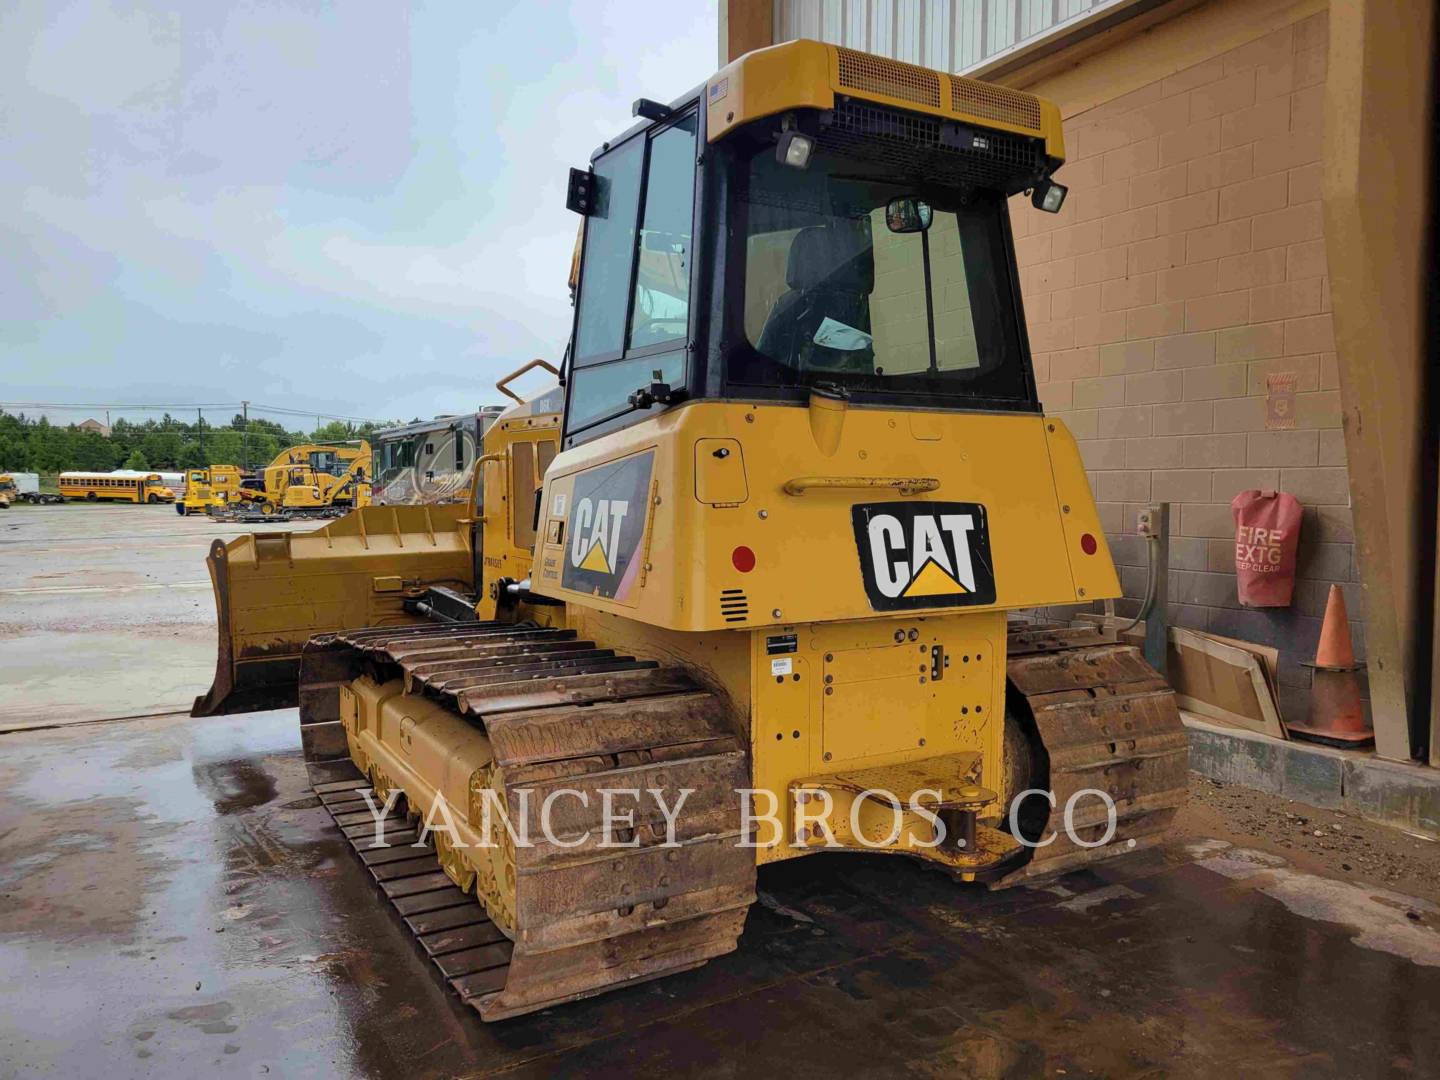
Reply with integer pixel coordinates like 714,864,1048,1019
1183,713,1440,838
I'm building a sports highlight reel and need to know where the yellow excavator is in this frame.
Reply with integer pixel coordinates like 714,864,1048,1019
218,442,373,520
194,41,1186,1021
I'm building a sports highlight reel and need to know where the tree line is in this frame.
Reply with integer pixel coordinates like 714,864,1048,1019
0,411,393,475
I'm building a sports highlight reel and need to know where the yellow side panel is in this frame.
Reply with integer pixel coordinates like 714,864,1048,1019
1043,417,1122,603
475,411,561,619
536,401,1114,632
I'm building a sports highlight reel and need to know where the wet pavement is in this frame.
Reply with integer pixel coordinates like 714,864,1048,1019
3,709,1438,1078
0,504,304,728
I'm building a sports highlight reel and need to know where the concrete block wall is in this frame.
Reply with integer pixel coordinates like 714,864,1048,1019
1011,12,1360,724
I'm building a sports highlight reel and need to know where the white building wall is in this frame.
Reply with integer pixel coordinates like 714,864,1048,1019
773,0,1131,73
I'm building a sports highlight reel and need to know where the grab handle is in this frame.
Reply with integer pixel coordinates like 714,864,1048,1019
495,359,561,404
782,476,940,496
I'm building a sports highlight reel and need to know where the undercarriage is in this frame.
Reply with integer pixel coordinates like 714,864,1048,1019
295,609,1186,1020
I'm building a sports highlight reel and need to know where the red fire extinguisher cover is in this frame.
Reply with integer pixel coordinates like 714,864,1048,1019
1232,489,1302,607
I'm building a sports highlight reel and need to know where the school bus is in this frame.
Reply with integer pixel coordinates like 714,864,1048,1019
59,472,177,504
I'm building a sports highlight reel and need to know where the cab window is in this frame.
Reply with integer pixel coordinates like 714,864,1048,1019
567,110,697,440
728,145,1029,406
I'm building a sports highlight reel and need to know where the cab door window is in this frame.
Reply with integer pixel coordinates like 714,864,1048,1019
573,138,645,366
627,120,696,350
568,110,697,439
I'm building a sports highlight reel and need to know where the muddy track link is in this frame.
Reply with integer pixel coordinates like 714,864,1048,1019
298,620,755,1021
312,769,520,1002
1002,628,1189,885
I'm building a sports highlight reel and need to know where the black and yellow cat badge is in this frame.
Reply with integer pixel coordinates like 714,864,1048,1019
560,452,654,603
852,502,996,611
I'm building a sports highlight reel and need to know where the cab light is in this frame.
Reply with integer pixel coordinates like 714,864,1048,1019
1080,533,1098,555
776,131,814,169
1032,179,1068,213
732,546,756,573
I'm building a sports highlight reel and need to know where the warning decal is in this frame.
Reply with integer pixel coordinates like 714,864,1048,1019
851,501,997,611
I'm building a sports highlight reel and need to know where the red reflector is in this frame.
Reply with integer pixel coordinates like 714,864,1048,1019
1080,533,1098,555
732,546,756,573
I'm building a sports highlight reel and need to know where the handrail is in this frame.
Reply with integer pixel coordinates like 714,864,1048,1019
782,476,940,496
495,358,561,404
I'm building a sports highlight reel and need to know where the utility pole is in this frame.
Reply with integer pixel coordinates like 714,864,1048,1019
241,400,250,472
197,408,203,461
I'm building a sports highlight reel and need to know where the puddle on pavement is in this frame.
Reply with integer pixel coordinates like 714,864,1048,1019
191,757,278,816
1199,844,1440,966
1056,883,1144,913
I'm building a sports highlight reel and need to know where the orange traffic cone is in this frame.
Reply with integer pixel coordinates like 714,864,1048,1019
1313,584,1356,668
1288,585,1372,746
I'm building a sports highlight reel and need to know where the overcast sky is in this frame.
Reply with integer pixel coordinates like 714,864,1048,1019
2,0,717,427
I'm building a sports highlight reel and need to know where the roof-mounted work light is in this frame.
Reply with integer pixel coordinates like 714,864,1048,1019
1032,179,1068,214
776,129,814,169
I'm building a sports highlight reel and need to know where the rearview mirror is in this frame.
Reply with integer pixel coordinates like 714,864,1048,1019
885,197,932,233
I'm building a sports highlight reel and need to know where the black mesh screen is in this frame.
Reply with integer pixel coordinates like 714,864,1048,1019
819,98,1048,195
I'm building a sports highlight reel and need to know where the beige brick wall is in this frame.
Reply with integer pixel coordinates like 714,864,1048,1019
1012,12,1358,720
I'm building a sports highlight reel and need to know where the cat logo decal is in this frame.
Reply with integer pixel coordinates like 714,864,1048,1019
560,452,654,602
852,502,997,610
570,498,628,575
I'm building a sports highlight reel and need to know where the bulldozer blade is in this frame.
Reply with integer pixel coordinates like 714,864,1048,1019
192,503,475,716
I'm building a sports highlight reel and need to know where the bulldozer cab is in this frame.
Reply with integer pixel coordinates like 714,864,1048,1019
536,40,1106,635
556,43,1063,454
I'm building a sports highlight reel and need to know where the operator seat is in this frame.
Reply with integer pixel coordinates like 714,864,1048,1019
756,221,876,374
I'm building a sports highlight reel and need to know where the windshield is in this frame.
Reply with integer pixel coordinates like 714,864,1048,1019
729,147,1029,403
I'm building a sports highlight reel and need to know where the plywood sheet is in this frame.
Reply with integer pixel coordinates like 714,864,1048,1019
1168,627,1287,741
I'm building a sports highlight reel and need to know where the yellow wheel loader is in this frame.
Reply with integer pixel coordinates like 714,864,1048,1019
195,41,1186,1021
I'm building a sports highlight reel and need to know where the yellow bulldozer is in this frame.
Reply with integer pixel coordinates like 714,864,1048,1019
218,441,373,520
194,41,1186,1022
